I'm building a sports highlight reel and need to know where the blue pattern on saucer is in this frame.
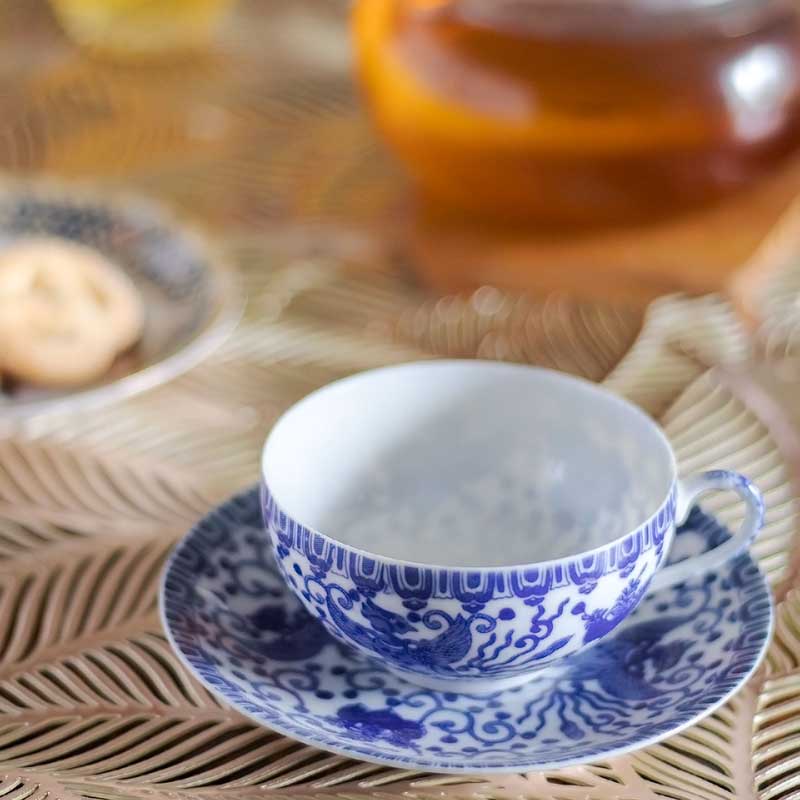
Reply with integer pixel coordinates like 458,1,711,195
161,488,773,773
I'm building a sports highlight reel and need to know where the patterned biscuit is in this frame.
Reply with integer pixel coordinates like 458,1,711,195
0,237,143,387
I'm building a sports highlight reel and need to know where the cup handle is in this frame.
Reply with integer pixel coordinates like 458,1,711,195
647,470,764,593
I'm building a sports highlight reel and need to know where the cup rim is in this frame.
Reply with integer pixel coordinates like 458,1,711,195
261,359,679,574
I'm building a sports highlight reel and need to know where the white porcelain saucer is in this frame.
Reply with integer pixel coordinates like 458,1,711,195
161,487,772,774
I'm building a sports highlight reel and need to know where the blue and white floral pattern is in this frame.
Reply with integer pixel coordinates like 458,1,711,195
262,484,677,686
161,487,773,773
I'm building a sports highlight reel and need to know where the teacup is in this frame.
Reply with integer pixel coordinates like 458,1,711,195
261,360,763,692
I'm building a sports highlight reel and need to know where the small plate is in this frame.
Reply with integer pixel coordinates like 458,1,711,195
0,181,241,422
161,487,773,774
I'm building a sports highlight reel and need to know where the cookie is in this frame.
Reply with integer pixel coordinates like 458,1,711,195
0,237,143,387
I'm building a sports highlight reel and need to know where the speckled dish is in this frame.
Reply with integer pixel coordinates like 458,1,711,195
0,181,241,422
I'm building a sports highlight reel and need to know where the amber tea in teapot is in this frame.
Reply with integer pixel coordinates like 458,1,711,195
354,0,800,226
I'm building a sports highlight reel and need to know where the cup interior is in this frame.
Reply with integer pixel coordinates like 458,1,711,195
262,361,675,568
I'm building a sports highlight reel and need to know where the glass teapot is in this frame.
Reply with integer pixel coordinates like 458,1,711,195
353,0,800,226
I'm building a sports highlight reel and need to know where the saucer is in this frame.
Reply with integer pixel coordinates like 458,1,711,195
161,487,773,774
0,180,241,421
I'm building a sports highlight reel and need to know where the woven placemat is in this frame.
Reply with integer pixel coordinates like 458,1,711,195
2,243,800,798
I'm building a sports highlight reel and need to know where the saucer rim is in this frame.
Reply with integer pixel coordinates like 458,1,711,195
160,486,774,775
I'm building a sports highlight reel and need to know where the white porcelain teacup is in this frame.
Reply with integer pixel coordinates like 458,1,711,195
261,361,764,692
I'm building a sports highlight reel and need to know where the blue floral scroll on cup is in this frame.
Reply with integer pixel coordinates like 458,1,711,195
261,361,764,692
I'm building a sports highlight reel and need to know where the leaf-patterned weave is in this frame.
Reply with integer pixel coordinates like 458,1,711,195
0,238,797,798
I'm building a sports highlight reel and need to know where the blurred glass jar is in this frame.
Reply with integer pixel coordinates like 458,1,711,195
353,0,800,226
50,0,234,58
